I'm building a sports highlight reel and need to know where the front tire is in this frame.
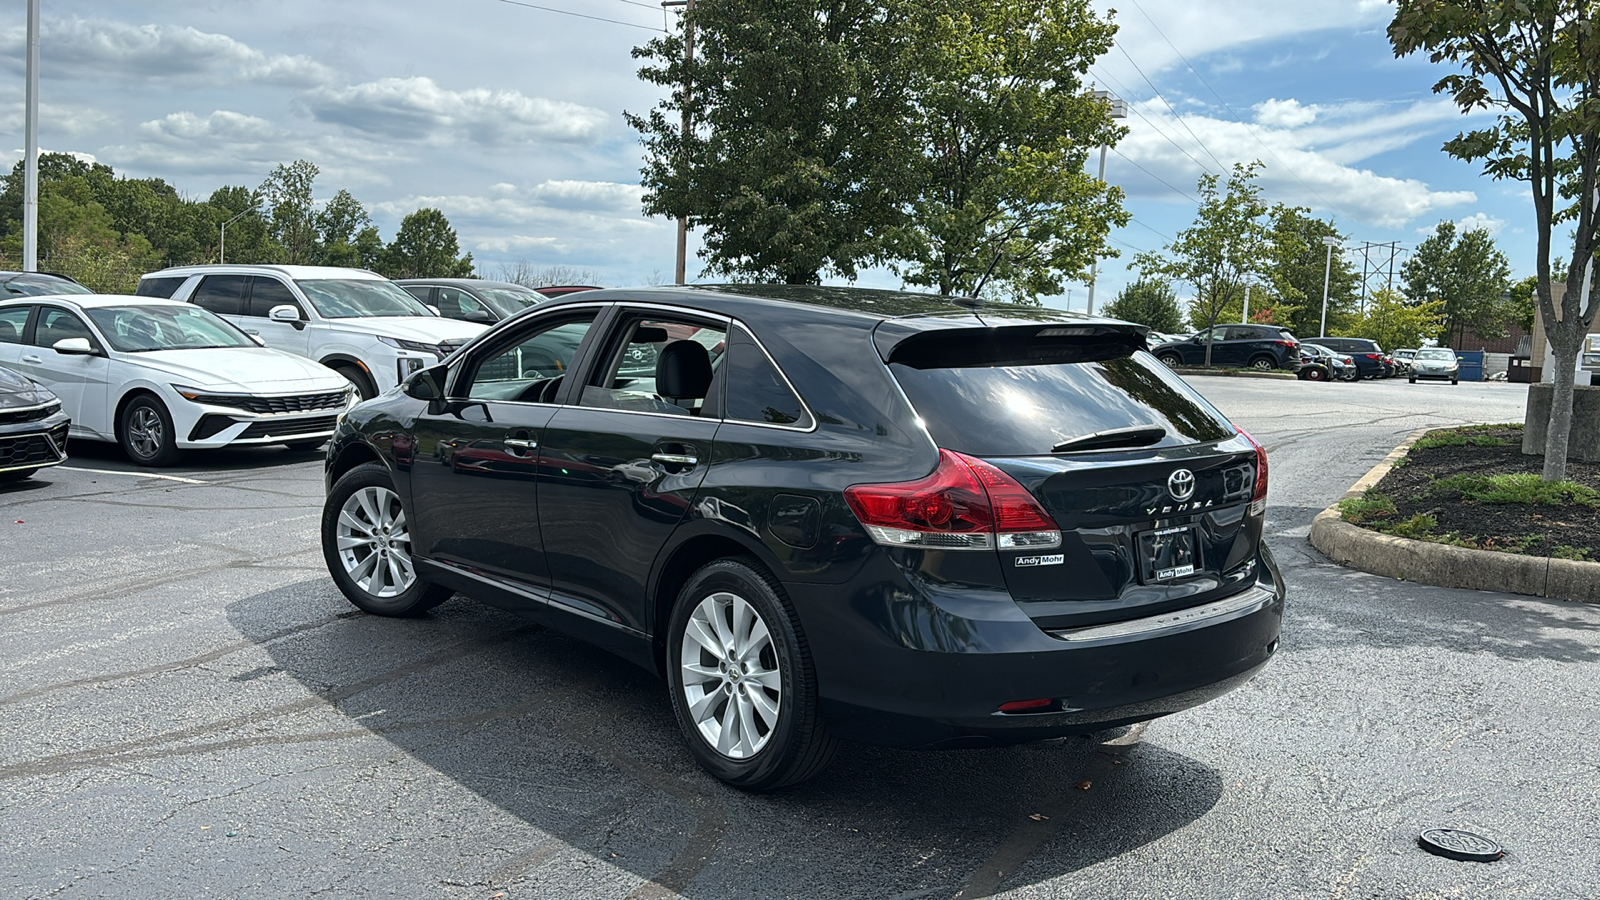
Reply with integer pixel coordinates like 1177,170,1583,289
1305,367,1326,381
1157,353,1182,368
335,364,378,401
119,394,184,467
322,462,452,616
667,557,837,791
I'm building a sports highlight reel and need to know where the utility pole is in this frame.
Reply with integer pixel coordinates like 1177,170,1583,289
1320,236,1339,337
1241,281,1250,323
663,0,696,285
23,0,41,271
1086,90,1127,315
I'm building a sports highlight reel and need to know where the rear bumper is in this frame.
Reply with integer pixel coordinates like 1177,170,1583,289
790,544,1286,749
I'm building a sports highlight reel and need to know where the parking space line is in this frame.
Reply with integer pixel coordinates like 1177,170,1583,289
57,466,210,485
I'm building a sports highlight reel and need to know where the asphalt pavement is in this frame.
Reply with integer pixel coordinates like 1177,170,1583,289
2,377,1596,899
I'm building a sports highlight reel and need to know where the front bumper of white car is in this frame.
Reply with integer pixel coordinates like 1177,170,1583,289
170,386,358,448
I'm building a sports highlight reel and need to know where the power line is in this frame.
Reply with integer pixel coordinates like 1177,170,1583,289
1111,148,1199,204
1122,0,1349,221
1092,67,1221,179
1115,43,1229,174
1128,217,1171,242
493,0,663,31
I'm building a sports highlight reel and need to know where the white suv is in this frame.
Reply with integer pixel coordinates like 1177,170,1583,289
137,265,488,398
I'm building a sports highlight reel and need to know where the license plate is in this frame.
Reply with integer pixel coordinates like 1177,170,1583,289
1138,525,1199,582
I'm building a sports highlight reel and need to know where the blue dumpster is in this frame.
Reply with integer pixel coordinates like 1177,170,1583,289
1457,350,1484,382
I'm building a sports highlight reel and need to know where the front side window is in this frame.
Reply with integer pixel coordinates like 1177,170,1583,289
0,306,29,343
84,305,255,353
31,307,95,349
722,325,809,426
191,275,248,316
578,315,727,416
436,287,490,320
247,277,302,317
295,279,432,318
462,313,599,402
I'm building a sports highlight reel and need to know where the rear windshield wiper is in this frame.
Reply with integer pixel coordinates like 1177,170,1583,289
1050,425,1166,453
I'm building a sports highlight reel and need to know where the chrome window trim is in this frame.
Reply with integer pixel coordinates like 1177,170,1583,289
718,320,819,434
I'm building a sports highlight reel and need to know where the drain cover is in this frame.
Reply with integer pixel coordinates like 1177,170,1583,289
1418,828,1504,862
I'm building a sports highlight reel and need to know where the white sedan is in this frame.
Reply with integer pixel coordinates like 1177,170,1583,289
0,295,355,466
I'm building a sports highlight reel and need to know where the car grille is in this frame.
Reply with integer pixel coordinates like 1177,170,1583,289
0,426,67,469
0,402,59,426
192,391,347,414
237,416,339,439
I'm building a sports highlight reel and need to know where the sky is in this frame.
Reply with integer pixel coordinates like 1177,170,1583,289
0,0,1534,310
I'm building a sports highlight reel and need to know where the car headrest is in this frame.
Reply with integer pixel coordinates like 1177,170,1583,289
656,340,712,400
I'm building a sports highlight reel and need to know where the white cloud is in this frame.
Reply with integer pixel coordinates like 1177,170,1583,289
1255,98,1318,128
1455,212,1506,236
301,77,610,146
0,17,334,87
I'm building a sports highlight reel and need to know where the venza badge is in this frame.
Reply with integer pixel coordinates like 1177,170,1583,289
1167,468,1196,501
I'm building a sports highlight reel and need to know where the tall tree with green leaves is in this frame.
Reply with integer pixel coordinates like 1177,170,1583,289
1390,0,1600,480
1135,162,1275,366
1261,206,1357,338
629,0,914,283
383,208,474,279
258,160,320,265
887,0,1126,301
316,189,373,267
1103,277,1183,333
1401,220,1512,345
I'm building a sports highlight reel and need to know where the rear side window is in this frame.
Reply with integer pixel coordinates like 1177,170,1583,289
190,275,247,315
888,329,1235,457
135,277,187,298
722,325,810,427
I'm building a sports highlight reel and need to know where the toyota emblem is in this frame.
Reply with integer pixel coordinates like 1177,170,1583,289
1167,468,1196,501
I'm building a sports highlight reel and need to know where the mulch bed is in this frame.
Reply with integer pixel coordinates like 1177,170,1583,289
1359,426,1600,561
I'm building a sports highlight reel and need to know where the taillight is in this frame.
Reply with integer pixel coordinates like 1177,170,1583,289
1237,428,1268,516
1364,353,1382,360
1274,340,1295,348
844,449,1061,550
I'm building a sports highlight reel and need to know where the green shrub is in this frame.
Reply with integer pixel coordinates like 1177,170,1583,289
1339,494,1397,525
1429,472,1600,507
1385,514,1438,539
1552,545,1593,561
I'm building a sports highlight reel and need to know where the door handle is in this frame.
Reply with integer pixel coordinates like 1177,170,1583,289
22,355,42,364
504,437,538,451
651,452,698,466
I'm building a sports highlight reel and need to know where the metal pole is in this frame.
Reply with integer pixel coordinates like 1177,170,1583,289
1320,241,1334,337
666,0,695,285
1241,281,1250,323
1086,143,1108,315
23,0,41,271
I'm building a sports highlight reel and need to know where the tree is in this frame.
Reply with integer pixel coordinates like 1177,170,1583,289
630,0,914,283
1508,274,1540,333
1103,277,1183,332
1342,288,1445,353
316,189,372,268
886,0,1127,301
1262,207,1358,338
492,261,602,287
1401,220,1512,345
383,208,474,279
1135,162,1275,365
259,160,320,265
1390,1,1600,480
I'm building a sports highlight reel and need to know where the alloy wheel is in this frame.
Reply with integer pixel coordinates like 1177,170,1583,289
127,406,164,459
679,591,782,759
335,486,416,598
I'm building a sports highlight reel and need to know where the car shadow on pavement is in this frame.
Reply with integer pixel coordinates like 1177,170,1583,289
59,437,325,474
228,581,1224,898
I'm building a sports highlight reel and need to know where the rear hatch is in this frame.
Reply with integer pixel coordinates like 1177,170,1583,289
879,321,1266,630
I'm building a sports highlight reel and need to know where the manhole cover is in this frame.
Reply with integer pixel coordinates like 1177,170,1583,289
1418,828,1504,862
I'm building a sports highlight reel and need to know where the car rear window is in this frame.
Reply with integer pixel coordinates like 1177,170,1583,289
887,328,1236,457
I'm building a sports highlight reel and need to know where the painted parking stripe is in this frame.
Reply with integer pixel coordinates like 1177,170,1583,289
57,466,210,485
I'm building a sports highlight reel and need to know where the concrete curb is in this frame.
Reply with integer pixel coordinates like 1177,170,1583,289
1307,427,1600,603
1171,368,1297,380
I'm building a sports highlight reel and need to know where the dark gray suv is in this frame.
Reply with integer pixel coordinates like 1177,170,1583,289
1152,324,1302,370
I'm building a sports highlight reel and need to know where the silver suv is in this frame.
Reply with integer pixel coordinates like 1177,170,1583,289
138,265,488,398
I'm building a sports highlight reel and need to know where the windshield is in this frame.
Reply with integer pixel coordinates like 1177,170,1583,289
85,304,255,353
3,275,92,297
1417,348,1456,360
473,286,544,318
296,279,433,318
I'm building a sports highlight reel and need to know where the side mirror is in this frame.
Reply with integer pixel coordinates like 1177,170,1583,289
52,337,95,355
403,364,448,402
249,334,266,347
268,305,301,322
426,304,441,317
463,309,495,324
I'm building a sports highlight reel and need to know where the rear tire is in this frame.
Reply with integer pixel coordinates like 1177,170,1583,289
1248,355,1276,371
1305,367,1326,381
335,364,378,401
322,462,452,616
667,557,837,791
1157,353,1182,368
118,394,184,467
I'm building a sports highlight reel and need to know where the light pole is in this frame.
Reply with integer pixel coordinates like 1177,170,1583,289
662,0,696,285
219,206,257,264
1086,90,1128,316
1319,235,1340,337
22,0,40,271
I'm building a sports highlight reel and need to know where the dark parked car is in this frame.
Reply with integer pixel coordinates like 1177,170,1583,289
1152,324,1301,370
2,271,91,298
396,279,548,325
320,287,1286,790
1302,337,1391,379
0,363,71,482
